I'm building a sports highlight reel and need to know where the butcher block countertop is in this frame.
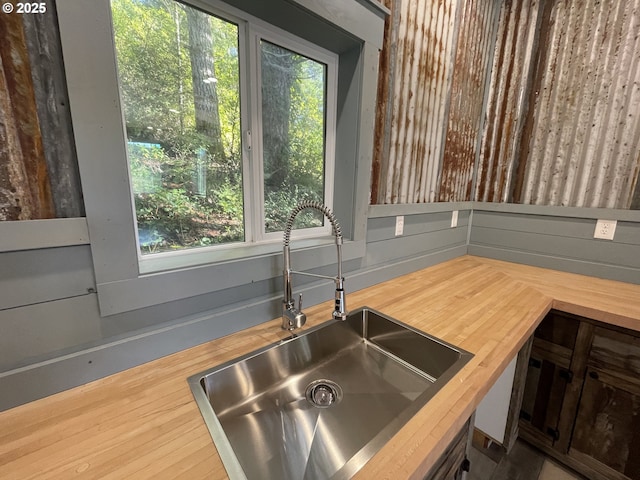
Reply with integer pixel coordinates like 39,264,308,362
2,256,640,479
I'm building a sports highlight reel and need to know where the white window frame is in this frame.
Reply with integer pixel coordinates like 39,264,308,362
56,0,383,315
112,0,338,272
249,24,337,244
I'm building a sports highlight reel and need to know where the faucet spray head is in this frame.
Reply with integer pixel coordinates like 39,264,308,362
333,281,347,320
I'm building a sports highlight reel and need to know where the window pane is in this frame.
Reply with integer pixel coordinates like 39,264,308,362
261,40,327,233
111,0,243,254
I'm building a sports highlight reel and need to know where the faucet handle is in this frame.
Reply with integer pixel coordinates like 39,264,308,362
297,293,303,312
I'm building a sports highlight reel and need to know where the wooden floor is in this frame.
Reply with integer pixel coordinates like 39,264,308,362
468,439,584,480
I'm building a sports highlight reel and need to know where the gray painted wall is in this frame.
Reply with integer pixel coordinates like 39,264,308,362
2,204,639,410
0,209,469,410
468,205,640,285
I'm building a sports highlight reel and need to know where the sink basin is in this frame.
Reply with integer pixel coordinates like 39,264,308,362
188,307,473,479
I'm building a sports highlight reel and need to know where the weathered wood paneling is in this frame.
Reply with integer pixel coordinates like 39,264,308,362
23,8,84,218
571,370,640,479
589,327,640,379
0,13,54,220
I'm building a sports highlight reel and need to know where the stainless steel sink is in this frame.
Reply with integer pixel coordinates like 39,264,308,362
188,307,473,479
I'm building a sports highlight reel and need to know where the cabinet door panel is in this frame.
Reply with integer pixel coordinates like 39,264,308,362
570,369,640,480
589,327,640,378
520,354,570,446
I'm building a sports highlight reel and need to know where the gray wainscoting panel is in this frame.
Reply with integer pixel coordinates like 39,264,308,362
0,295,101,370
0,245,95,310
469,210,640,284
366,211,470,266
0,243,467,411
0,293,283,411
367,228,468,266
471,227,640,268
367,210,470,242
0,210,469,410
0,218,89,252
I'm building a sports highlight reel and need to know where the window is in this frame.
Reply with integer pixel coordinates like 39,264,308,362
110,0,336,256
57,0,384,314
260,39,332,235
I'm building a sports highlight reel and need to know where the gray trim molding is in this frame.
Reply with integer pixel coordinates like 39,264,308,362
0,218,89,252
369,201,473,218
474,202,640,221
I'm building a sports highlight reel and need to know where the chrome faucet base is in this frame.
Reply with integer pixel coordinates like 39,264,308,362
282,301,307,331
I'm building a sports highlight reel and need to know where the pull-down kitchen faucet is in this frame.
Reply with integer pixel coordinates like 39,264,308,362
282,202,347,331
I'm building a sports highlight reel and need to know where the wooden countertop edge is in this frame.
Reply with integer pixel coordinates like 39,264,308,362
1,255,639,479
354,281,554,478
354,255,640,479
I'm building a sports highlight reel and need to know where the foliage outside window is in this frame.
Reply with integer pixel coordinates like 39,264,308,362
110,0,333,255
261,40,327,233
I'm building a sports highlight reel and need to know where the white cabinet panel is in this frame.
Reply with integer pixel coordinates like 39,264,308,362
475,355,517,444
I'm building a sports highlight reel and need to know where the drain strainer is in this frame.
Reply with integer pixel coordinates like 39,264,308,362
305,379,343,408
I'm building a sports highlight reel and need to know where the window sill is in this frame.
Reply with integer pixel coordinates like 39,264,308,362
139,234,345,275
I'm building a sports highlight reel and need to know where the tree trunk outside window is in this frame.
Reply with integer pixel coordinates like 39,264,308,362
185,7,224,161
261,42,294,190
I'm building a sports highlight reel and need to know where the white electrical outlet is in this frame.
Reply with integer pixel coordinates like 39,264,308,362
451,210,459,228
594,219,617,240
395,215,404,236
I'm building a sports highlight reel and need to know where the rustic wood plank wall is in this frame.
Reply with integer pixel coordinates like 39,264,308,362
0,12,53,221
22,7,83,218
0,3,82,221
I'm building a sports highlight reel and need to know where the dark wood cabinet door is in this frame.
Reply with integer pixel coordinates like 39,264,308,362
569,326,640,480
519,354,570,447
517,311,639,480
519,312,580,448
569,368,640,480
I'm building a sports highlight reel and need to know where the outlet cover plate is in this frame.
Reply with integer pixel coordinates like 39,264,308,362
451,210,459,228
395,215,404,236
594,219,617,240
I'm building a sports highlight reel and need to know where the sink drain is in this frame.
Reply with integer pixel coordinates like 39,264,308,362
305,379,343,408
